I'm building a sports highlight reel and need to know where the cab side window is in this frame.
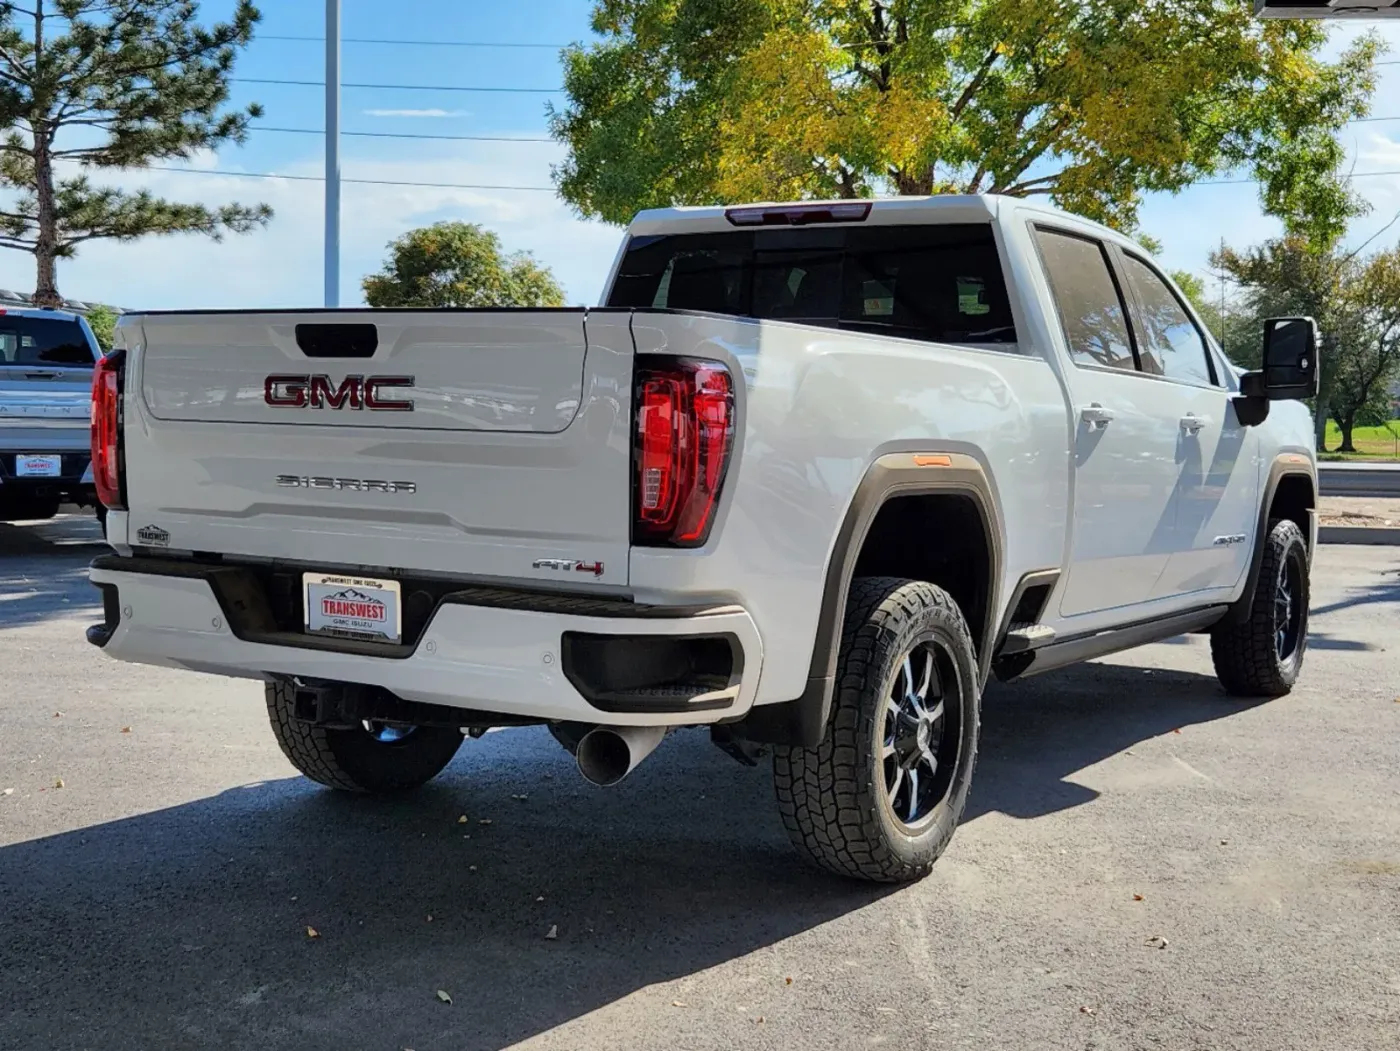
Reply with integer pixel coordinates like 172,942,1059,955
1033,229,1137,372
1120,253,1217,387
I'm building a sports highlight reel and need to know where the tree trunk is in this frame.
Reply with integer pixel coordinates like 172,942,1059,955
32,129,60,307
31,1,60,309
1314,397,1329,451
1338,413,1357,453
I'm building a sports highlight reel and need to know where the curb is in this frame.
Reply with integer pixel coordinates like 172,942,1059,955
1318,525,1400,546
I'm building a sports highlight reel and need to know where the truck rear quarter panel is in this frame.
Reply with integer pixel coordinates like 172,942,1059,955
626,311,1070,706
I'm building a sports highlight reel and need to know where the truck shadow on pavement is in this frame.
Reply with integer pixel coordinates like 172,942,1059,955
1,661,1256,1051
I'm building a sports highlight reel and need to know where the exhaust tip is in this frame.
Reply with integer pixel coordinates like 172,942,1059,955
576,729,632,787
574,725,667,787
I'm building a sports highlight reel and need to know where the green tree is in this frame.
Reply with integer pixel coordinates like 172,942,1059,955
83,302,117,351
1215,237,1400,453
551,1,1379,241
0,0,272,307
1171,268,1257,369
362,222,566,308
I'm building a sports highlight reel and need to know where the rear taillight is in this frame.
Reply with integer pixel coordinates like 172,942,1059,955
91,350,125,510
633,358,735,547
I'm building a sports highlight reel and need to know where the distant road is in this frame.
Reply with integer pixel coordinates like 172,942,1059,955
1318,461,1400,496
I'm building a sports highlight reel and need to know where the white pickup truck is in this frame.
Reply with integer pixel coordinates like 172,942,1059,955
86,196,1320,883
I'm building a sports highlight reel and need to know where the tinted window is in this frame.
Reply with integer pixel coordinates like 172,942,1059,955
1034,229,1136,372
0,317,95,367
1120,254,1216,386
607,224,1017,344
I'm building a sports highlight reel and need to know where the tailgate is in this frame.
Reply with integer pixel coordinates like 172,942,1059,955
119,310,636,587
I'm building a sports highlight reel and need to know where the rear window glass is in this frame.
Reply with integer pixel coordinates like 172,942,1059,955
607,223,1017,345
0,316,95,367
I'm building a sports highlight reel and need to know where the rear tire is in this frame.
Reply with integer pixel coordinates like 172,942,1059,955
1210,518,1310,697
264,682,464,792
772,577,981,884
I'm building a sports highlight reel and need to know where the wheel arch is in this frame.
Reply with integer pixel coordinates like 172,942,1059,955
1220,454,1316,629
738,451,1004,747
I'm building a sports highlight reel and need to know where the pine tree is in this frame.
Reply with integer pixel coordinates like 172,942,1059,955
0,0,271,305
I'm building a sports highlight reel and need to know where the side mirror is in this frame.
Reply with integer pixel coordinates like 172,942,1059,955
1256,316,1320,401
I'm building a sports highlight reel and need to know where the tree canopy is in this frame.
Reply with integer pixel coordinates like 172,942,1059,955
1207,236,1400,452
0,0,271,306
361,222,566,309
551,0,1379,241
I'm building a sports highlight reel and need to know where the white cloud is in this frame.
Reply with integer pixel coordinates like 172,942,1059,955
0,140,624,310
362,108,469,119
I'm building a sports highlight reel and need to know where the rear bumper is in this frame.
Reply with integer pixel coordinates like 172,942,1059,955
87,559,764,727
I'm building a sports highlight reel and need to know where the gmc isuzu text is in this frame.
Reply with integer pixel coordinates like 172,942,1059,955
86,196,1320,883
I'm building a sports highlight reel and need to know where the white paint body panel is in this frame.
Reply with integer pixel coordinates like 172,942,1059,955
118,311,636,588
94,195,1316,723
90,565,763,726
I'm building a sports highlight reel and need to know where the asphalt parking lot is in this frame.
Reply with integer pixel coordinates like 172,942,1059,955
2,514,1398,1051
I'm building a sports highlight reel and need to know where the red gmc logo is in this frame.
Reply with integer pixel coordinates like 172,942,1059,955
264,374,415,411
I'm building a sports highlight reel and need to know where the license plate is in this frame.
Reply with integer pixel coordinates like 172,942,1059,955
16,454,61,477
303,572,402,644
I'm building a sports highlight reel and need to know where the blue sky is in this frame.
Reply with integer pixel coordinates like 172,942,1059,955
2,3,1399,310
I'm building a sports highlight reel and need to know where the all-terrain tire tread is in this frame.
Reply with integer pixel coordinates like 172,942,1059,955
1210,518,1308,698
773,576,979,884
264,681,365,791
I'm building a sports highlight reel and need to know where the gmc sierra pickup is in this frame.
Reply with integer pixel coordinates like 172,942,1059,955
0,307,104,523
85,195,1320,883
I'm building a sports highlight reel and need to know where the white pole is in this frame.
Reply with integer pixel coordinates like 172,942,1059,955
324,0,341,308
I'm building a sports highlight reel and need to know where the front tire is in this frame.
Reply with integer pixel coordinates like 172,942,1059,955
773,577,981,884
264,682,464,792
1210,518,1310,697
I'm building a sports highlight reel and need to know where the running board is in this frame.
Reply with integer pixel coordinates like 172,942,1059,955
994,605,1228,682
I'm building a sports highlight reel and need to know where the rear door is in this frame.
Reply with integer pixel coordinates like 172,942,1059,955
121,310,636,587
1032,227,1181,617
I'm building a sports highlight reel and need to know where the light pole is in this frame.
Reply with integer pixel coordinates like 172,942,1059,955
325,0,341,308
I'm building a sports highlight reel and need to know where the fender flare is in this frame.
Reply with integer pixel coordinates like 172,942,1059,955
738,451,1004,747
1219,454,1317,628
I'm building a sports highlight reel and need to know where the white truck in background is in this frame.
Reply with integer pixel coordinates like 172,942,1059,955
86,195,1319,883
0,307,105,523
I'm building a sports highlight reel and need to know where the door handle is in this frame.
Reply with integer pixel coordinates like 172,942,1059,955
1179,413,1209,435
1080,403,1115,430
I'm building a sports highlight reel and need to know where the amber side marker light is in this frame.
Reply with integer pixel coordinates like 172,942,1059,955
914,454,954,468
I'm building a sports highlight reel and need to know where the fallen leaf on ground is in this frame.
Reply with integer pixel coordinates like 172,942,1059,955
1080,1006,1097,1016
672,1001,688,1008
1132,894,1144,902
478,818,492,825
785,977,793,985
545,924,558,940
53,779,64,789
1146,935,1169,949
436,989,452,1005
53,712,62,718
120,727,131,734
457,815,468,824
1171,728,1181,734
536,895,545,902
755,1016,765,1024
306,927,320,939
1219,840,1229,846
426,915,433,922
2,788,12,796
468,865,477,872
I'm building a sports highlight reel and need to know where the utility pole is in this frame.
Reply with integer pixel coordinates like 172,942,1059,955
324,0,341,308
1219,235,1226,348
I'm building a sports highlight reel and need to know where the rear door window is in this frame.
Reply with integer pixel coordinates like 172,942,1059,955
608,223,1017,345
0,317,96,367
1033,229,1138,373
